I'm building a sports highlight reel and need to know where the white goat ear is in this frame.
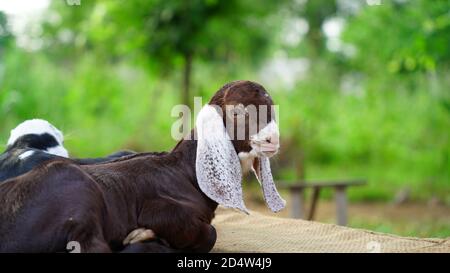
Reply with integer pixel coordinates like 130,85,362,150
252,157,286,212
195,104,248,213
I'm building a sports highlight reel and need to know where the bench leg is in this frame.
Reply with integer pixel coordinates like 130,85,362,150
291,189,304,219
335,186,348,226
307,187,321,221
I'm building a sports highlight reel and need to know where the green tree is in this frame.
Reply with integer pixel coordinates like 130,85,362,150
0,11,13,60
42,0,286,106
342,0,450,75
302,0,337,58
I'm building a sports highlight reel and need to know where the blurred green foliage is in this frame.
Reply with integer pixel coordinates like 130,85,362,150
0,0,449,205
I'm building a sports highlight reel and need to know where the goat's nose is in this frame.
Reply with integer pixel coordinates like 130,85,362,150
265,136,279,145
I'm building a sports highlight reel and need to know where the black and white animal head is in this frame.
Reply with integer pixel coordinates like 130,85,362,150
195,80,285,214
6,119,69,158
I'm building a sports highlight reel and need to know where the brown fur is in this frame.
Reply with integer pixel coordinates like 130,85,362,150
0,80,275,253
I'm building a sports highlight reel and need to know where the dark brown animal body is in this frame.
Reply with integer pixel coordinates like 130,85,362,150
0,80,283,253
0,140,215,252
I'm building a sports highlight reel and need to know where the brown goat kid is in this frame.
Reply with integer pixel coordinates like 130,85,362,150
0,80,285,253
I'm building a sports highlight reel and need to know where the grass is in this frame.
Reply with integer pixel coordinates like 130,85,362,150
350,219,450,238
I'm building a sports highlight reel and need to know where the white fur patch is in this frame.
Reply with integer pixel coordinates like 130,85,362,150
7,119,65,147
250,120,280,157
18,150,35,160
238,151,257,175
196,104,248,213
253,156,286,212
46,146,69,158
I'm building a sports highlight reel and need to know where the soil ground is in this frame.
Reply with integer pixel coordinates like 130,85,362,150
244,193,450,238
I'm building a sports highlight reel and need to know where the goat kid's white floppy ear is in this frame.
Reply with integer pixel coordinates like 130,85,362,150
195,104,249,213
252,157,286,212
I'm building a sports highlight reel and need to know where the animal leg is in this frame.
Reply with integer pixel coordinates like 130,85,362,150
138,199,217,252
66,217,112,253
123,228,156,245
121,241,177,253
66,236,112,253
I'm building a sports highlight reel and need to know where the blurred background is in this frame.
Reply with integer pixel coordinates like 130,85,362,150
0,0,448,237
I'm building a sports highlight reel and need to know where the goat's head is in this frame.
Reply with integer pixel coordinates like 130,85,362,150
195,80,285,213
7,119,69,158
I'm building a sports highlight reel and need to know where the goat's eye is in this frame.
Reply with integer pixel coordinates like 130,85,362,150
233,104,246,116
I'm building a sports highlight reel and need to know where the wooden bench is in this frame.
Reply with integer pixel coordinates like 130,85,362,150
279,180,366,226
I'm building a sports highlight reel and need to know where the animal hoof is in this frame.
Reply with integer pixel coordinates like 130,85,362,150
123,228,156,245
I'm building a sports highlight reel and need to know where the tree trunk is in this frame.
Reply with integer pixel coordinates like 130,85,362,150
182,52,193,108
295,149,306,182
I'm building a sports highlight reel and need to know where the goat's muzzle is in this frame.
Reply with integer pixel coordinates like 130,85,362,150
250,120,280,158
